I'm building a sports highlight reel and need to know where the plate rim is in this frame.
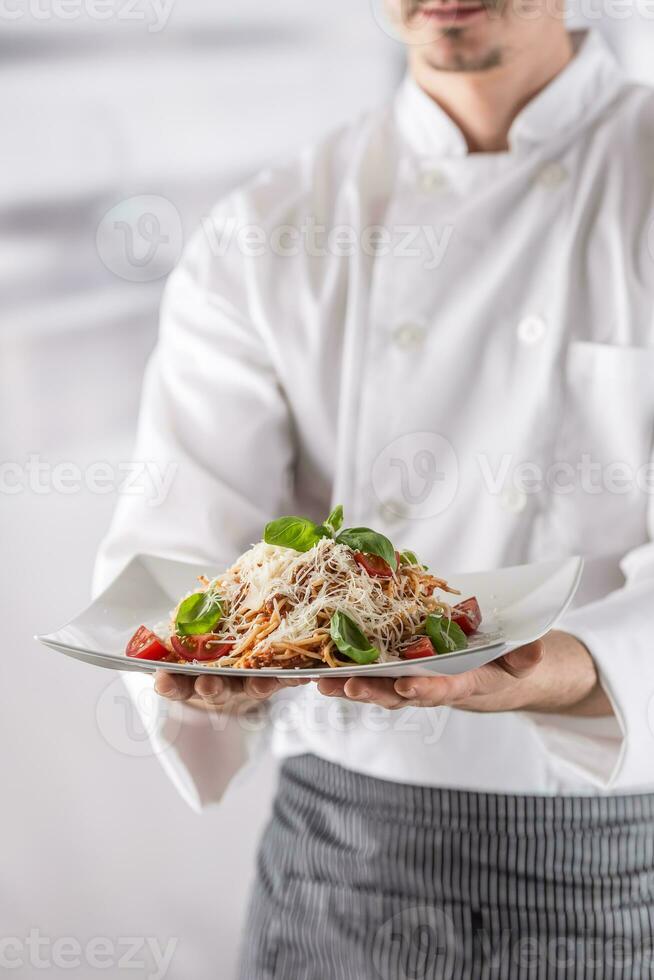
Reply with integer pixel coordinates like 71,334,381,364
35,554,584,677
35,632,508,676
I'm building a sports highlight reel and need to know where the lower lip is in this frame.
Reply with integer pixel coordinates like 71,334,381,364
419,5,487,24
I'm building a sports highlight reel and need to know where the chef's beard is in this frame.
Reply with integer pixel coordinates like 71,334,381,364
425,35,504,72
401,0,506,72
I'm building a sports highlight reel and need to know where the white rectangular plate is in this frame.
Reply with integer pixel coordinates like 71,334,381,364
36,554,583,678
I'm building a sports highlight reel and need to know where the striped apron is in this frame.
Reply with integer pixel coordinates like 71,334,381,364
239,754,654,980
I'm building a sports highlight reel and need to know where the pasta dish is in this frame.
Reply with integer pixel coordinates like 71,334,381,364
125,506,483,668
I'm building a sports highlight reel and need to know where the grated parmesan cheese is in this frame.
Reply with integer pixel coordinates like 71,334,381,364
187,537,453,664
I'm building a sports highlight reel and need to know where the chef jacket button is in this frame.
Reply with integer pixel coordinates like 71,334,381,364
535,161,568,188
393,323,426,350
419,169,448,192
499,487,528,514
517,314,547,346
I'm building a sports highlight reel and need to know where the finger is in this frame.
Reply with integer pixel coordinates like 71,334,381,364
193,673,307,704
343,677,374,700
317,678,348,698
154,671,196,701
243,676,282,700
394,671,478,706
347,677,408,709
500,640,545,679
342,677,407,709
194,674,242,705
277,676,312,688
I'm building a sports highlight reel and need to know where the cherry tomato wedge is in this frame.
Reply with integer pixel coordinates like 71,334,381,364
353,551,394,579
126,626,170,661
402,637,435,660
170,634,234,663
450,597,482,636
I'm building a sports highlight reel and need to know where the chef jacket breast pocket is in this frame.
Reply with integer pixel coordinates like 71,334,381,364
544,342,654,556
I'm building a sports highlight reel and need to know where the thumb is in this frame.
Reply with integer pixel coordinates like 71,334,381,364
499,640,545,679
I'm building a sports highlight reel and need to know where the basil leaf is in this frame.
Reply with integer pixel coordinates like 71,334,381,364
264,516,329,552
399,550,429,570
424,614,468,655
176,591,223,636
324,504,344,535
336,527,397,570
330,611,380,665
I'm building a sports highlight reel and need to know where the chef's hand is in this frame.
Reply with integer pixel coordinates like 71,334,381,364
317,631,613,718
153,671,309,713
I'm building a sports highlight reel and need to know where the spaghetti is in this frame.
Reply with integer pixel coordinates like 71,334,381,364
125,508,483,668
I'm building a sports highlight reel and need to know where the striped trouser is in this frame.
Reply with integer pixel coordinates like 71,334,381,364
238,754,654,980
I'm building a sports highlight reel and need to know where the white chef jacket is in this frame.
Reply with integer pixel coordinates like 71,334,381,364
95,30,654,810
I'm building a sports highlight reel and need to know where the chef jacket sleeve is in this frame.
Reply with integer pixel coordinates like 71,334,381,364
526,505,654,792
93,198,295,810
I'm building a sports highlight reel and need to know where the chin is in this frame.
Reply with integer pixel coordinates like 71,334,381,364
422,29,503,72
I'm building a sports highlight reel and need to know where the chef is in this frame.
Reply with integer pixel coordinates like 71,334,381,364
95,2,654,975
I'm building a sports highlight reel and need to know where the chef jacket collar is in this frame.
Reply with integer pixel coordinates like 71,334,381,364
394,29,625,158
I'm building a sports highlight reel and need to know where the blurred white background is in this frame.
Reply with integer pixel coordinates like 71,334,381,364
2,5,652,978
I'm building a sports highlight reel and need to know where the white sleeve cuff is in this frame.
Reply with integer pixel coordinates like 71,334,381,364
528,578,654,793
121,671,268,812
522,707,624,790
